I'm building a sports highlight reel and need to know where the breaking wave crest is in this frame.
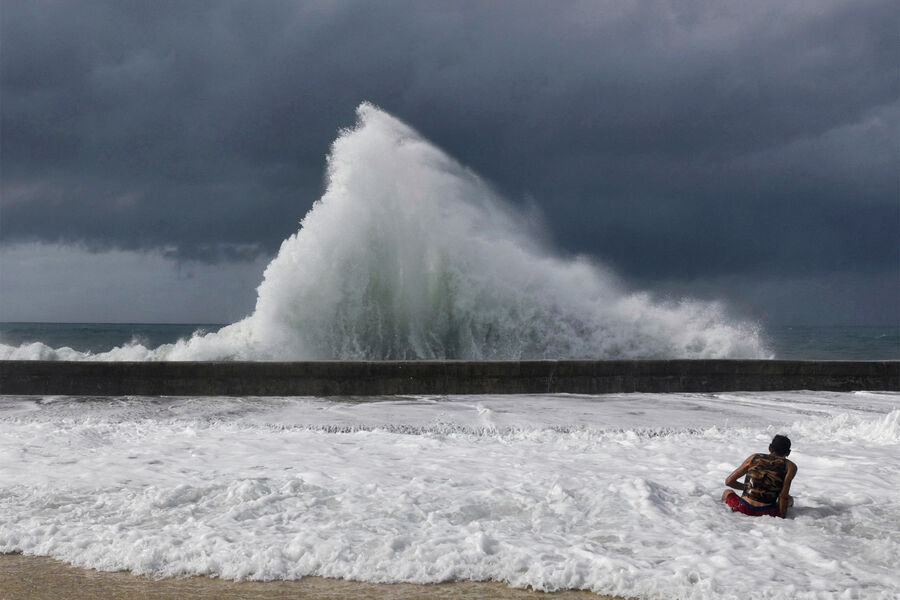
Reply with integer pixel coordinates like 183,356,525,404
1,103,768,360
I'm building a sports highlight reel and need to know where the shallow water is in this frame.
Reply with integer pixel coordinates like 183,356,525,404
1,391,898,599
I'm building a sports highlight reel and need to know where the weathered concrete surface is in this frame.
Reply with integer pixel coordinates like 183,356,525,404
0,360,897,396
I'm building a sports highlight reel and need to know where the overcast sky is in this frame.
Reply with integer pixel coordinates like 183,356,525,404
1,0,897,326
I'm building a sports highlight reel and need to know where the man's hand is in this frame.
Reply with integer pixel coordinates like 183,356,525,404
725,455,754,491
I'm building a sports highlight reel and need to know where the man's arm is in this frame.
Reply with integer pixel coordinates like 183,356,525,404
778,461,797,518
725,455,754,491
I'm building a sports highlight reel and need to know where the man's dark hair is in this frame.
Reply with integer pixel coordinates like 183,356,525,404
771,434,791,456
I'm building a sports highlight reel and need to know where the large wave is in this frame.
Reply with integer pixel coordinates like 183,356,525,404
2,103,769,360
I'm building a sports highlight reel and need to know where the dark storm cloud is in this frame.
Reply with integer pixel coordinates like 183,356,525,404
1,0,898,322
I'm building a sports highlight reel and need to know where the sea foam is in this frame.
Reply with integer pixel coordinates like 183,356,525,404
0,103,768,360
2,392,898,598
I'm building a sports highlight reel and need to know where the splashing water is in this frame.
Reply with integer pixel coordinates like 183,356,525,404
2,103,769,360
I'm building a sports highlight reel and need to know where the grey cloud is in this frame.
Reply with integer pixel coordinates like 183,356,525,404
1,0,897,323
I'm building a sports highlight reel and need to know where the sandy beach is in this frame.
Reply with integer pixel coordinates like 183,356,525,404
0,554,625,600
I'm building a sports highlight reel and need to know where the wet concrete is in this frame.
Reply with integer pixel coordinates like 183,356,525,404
1,359,897,396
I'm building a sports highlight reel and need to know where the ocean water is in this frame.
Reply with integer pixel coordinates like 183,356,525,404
764,326,899,361
1,391,897,599
0,322,223,357
1,322,896,360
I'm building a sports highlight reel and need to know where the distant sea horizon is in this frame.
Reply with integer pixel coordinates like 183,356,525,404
1,322,897,360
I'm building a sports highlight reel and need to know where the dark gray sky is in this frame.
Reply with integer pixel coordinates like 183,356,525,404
1,0,898,325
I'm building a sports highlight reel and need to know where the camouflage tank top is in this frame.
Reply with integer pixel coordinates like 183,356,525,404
744,454,787,505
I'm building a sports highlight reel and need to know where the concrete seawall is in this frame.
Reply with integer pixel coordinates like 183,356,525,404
1,360,897,396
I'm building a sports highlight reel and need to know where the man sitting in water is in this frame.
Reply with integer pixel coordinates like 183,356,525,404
721,434,797,518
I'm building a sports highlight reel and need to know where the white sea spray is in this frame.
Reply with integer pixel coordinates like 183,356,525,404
0,103,768,361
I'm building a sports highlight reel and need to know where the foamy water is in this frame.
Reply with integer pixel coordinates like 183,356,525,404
2,391,897,599
0,104,768,361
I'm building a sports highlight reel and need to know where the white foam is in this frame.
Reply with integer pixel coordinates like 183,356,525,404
1,104,769,361
2,392,898,598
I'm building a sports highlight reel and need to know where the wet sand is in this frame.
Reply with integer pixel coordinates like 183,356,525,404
0,554,626,600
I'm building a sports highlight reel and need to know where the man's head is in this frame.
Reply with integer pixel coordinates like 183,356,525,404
770,434,791,456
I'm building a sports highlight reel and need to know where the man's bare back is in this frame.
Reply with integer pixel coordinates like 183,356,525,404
721,434,796,518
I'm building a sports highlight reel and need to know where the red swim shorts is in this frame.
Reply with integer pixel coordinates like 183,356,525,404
725,491,781,517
